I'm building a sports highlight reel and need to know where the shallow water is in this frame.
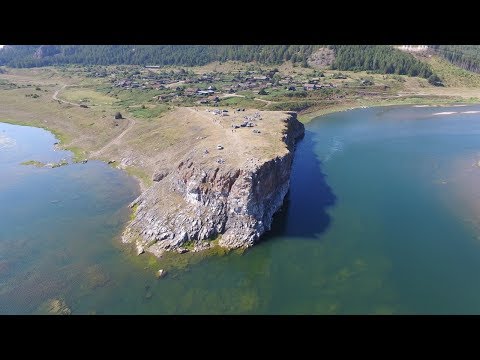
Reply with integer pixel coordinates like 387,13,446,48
0,122,139,314
3,104,480,314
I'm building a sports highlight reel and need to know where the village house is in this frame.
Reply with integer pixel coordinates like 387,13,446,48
252,76,268,82
200,75,213,82
184,88,198,96
304,84,317,91
197,89,215,96
115,80,132,88
155,93,175,101
237,82,257,89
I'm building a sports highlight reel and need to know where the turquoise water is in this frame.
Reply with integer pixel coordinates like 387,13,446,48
0,122,140,314
3,105,480,314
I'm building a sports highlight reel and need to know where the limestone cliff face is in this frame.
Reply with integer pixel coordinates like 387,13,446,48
122,112,304,256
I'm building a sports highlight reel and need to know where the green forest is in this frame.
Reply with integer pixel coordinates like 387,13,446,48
0,45,320,67
330,45,433,78
431,45,480,73
0,45,439,80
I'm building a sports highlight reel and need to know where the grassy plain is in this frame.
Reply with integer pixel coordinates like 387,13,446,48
1,56,480,184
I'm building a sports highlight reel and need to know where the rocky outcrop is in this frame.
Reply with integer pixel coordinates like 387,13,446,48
122,112,304,256
307,47,335,69
152,169,169,182
33,45,61,59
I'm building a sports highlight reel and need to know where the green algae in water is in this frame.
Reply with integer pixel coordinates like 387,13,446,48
20,160,45,167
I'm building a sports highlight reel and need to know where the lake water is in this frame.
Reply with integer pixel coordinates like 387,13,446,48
3,105,480,314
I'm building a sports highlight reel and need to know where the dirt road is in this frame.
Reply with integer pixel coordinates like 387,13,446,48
53,84,136,158
220,93,275,105
89,116,136,157
52,84,79,106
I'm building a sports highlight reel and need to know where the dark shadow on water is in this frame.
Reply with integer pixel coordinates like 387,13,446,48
262,129,337,241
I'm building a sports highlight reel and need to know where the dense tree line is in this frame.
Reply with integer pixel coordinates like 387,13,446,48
0,45,321,67
431,45,480,73
330,45,433,78
0,45,439,80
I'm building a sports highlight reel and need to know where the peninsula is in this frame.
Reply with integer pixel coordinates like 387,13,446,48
2,45,480,258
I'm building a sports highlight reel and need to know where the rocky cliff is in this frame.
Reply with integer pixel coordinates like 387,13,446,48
34,45,61,59
122,111,304,257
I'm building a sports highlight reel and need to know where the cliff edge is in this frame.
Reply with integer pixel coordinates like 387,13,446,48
121,109,304,257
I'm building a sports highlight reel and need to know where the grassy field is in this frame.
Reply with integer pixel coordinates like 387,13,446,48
189,61,273,74
128,104,170,119
0,71,131,162
124,166,153,188
2,60,480,186
60,87,117,106
218,96,267,109
426,56,480,87
98,86,174,119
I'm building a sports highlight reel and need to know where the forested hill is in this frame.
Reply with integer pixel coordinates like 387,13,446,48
0,45,435,79
431,45,480,73
331,45,433,78
0,45,321,67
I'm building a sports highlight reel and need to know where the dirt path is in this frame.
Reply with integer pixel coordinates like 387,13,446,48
52,84,79,106
90,117,136,158
220,94,245,99
53,84,136,158
254,97,274,105
220,93,275,105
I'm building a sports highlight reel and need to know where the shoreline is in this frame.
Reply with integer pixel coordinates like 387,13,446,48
298,97,480,124
4,99,480,272
0,118,86,161
122,110,305,256
0,118,146,198
5,96,480,237
5,95,480,204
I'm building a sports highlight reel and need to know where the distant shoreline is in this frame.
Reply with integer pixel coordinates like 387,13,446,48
298,98,480,124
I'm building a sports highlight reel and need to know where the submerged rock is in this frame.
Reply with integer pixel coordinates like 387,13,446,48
44,298,72,315
85,264,111,290
157,269,167,278
136,244,145,255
